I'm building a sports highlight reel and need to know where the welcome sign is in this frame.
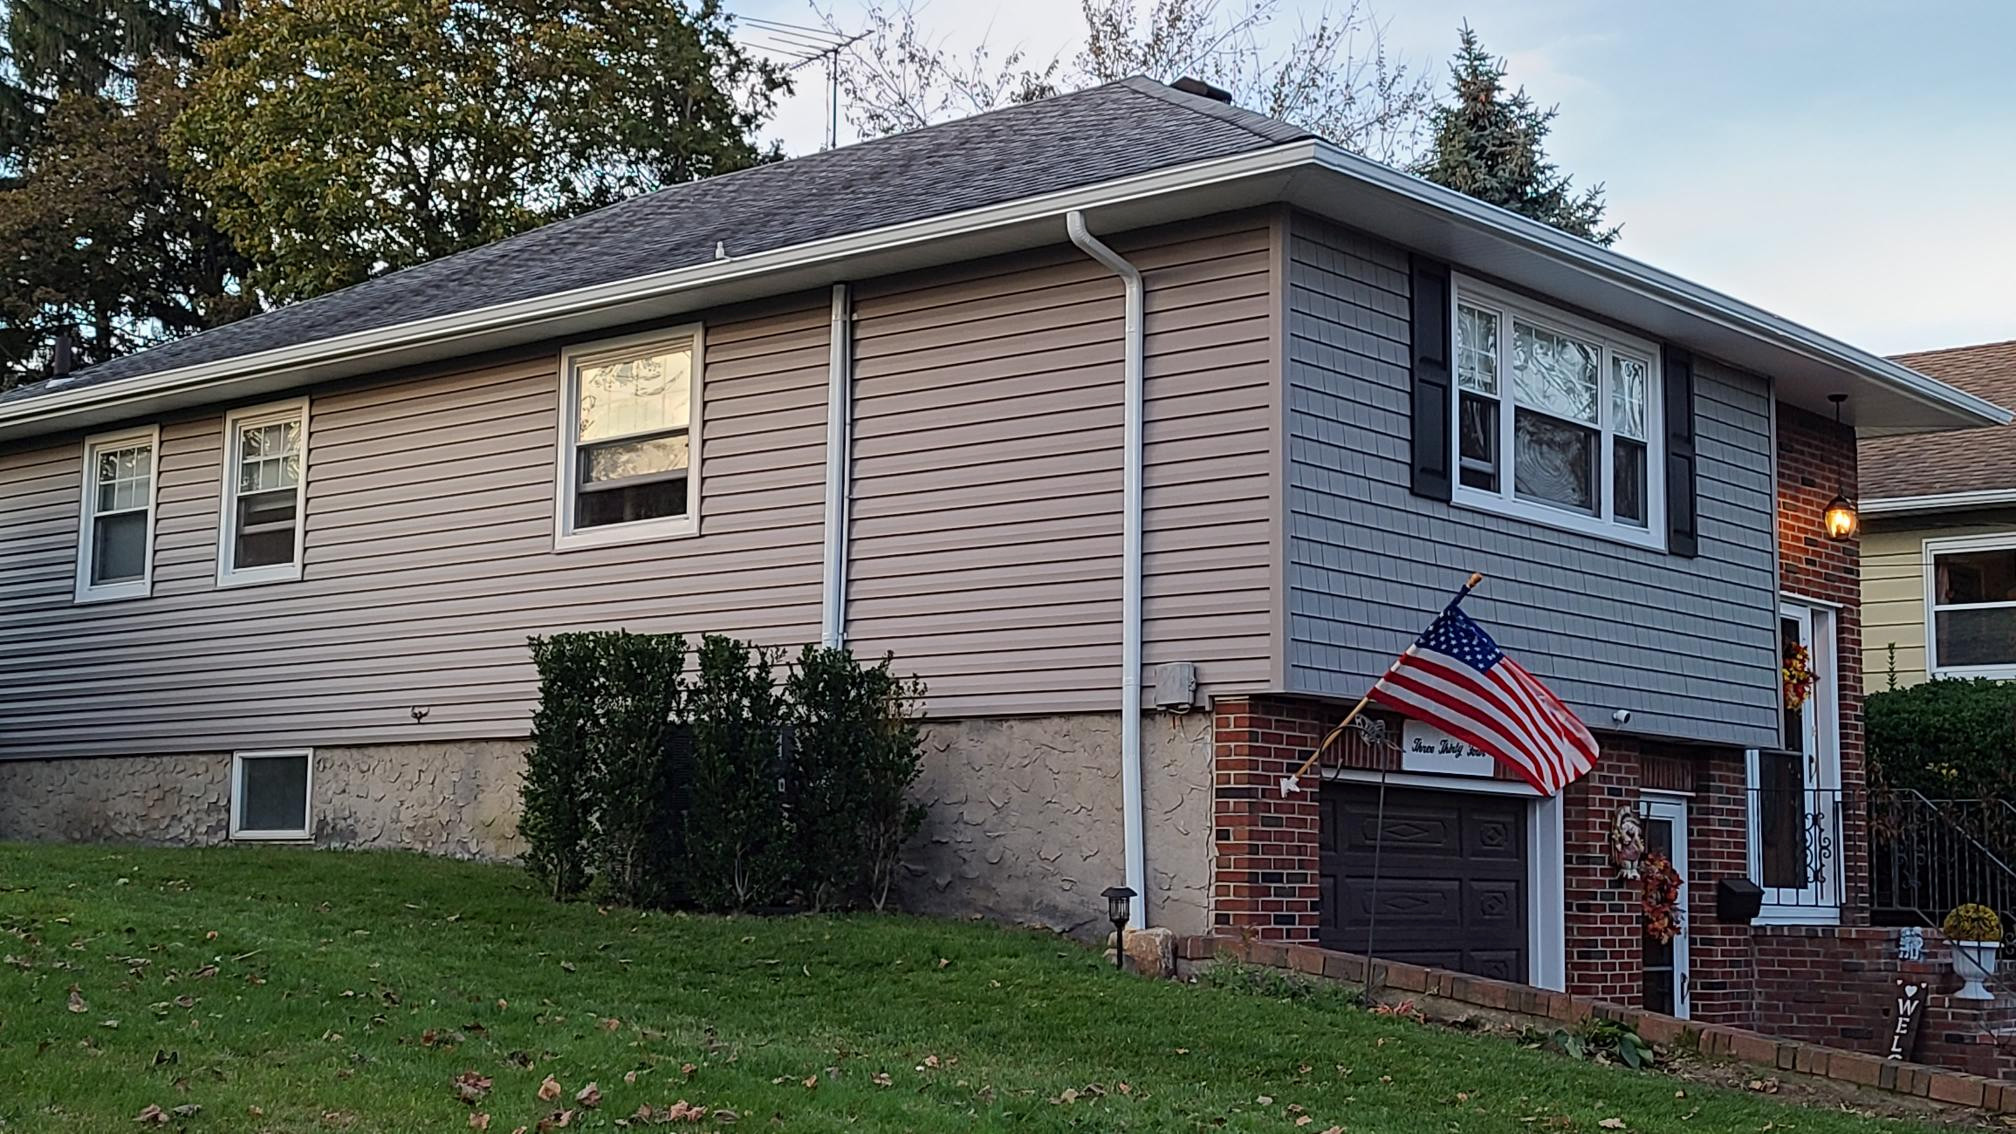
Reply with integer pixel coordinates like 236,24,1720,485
1400,720,1497,778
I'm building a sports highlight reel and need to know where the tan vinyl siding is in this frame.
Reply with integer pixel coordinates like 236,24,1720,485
846,216,1278,715
0,298,829,758
1861,513,2016,689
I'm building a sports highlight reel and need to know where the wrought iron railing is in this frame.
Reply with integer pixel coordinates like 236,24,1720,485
1745,784,1850,912
1869,791,2016,928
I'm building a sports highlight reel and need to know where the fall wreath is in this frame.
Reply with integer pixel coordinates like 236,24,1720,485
1641,851,1685,945
1782,642,1815,711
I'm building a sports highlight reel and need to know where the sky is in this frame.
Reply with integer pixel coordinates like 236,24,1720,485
733,0,2015,357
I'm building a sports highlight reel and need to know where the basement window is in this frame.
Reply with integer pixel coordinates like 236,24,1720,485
230,750,314,841
75,425,160,603
555,327,701,550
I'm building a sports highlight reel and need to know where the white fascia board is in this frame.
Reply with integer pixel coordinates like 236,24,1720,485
1301,141,2011,433
0,142,1321,441
1862,488,2016,516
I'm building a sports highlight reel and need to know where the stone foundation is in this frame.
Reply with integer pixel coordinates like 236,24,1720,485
0,741,528,859
0,711,1217,937
896,710,1215,938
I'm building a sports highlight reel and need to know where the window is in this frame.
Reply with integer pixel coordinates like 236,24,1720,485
75,426,160,603
1451,279,1664,548
218,400,308,587
1925,535,2016,677
230,749,313,840
555,327,701,548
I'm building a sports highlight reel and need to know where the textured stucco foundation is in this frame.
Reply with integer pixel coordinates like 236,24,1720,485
895,711,1215,938
0,713,1217,936
0,741,526,859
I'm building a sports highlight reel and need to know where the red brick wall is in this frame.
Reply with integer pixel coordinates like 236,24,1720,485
1776,400,1868,919
1211,697,1324,940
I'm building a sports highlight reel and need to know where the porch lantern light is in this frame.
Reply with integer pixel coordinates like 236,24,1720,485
1101,885,1136,971
1822,394,1859,541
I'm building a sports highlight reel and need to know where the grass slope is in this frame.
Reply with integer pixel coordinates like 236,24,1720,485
0,843,1931,1133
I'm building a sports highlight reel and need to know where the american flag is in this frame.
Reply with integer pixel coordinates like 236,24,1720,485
1366,602,1599,796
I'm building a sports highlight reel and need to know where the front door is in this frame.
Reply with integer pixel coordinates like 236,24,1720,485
1639,795,1690,1018
1318,783,1529,982
1749,601,1843,917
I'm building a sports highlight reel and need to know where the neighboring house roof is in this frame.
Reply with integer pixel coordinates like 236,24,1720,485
0,77,2004,442
3,78,1302,403
1862,338,2016,508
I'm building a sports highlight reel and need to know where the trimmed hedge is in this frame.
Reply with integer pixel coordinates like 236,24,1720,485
1865,677,2016,800
520,632,927,913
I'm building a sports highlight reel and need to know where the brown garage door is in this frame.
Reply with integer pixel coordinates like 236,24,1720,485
1319,783,1528,983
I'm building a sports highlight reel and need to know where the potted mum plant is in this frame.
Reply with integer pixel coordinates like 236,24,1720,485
1943,903,2003,1001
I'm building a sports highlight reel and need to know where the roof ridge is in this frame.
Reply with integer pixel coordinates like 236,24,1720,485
1113,75,1311,145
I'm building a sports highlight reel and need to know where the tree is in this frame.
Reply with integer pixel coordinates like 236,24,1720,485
173,0,790,304
0,68,252,383
819,0,1433,166
0,2,247,387
1414,24,1617,245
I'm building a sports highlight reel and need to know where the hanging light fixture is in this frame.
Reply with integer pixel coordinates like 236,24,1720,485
1823,394,1860,541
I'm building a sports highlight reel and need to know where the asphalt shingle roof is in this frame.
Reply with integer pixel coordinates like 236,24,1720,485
1863,339,2016,498
3,77,1306,405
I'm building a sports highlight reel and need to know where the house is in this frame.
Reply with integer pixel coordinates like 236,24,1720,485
1860,339,2016,687
0,78,2008,1039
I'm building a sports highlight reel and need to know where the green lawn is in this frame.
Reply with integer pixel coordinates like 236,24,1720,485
0,844,1936,1133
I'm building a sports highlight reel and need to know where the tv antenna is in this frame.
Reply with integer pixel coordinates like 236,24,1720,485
738,15,869,151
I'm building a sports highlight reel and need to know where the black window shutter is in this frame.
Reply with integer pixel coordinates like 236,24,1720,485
1409,255,1453,502
1662,344,1699,557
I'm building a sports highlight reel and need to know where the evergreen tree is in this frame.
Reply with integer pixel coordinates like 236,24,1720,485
1415,24,1618,246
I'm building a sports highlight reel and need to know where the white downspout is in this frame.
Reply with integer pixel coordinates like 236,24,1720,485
821,282,852,648
1066,211,1147,930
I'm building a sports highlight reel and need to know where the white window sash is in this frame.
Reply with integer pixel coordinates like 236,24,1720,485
1923,533,2016,677
229,749,315,841
217,399,310,588
74,425,162,604
554,324,704,551
1450,277,1666,551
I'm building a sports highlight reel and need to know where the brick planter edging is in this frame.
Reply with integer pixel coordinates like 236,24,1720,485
1178,934,2016,1114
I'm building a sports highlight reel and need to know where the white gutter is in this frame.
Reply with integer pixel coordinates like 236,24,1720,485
0,143,1316,435
1861,488,2016,516
1066,210,1147,932
821,283,853,648
1306,141,2013,430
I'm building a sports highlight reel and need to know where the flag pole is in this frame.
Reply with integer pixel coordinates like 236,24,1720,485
1278,572,1485,797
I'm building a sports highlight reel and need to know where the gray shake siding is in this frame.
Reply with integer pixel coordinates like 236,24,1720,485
1282,211,1780,748
846,214,1278,716
0,220,1279,757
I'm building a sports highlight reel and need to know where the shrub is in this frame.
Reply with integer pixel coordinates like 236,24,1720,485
1944,903,2004,943
586,632,688,908
521,634,602,900
1865,678,2016,800
684,635,792,912
785,646,928,911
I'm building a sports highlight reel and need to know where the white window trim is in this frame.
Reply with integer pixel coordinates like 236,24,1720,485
1449,276,1668,551
1922,532,2016,680
229,748,315,841
553,324,704,552
216,398,310,588
73,424,162,604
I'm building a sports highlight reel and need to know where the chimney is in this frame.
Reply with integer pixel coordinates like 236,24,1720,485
1171,76,1233,104
51,328,75,377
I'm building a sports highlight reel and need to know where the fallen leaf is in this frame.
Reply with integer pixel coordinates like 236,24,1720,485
1599,1120,1626,1130
1257,1095,1275,1105
537,1075,562,1102
535,1109,573,1132
68,986,87,1014
600,1017,620,1032
134,1105,167,1124
171,1106,202,1120
872,1072,893,1088
623,1070,637,1085
680,1062,697,1079
454,1071,493,1103
574,1082,600,1109
469,1112,491,1130
802,1075,818,1090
